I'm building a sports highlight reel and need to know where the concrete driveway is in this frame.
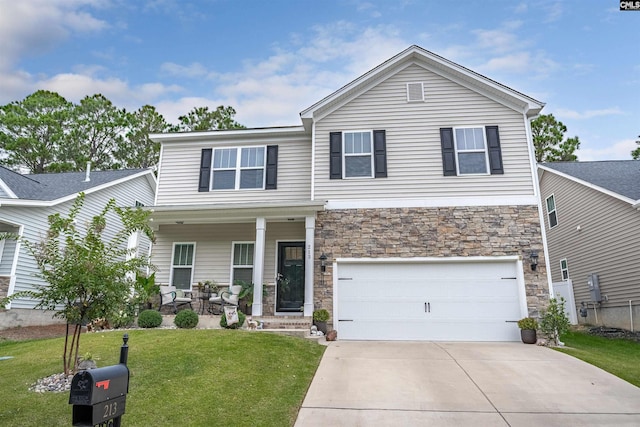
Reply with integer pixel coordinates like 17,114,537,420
295,341,640,426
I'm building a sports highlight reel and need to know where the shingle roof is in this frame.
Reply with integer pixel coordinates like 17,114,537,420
541,161,640,201
0,166,149,201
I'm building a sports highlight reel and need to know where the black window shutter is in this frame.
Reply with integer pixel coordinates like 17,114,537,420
198,148,212,192
440,128,457,176
265,145,278,189
329,132,342,179
485,126,504,175
373,130,387,178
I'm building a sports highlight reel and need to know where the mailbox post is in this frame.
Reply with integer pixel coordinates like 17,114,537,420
69,334,130,427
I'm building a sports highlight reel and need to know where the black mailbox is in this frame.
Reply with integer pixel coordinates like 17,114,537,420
69,364,129,426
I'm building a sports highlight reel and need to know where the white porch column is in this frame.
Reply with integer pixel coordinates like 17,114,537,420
252,217,266,316
303,215,315,317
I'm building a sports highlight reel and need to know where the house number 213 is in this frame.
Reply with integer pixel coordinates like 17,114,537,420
103,402,118,419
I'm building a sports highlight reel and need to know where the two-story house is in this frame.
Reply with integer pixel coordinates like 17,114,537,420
149,45,550,341
539,161,640,331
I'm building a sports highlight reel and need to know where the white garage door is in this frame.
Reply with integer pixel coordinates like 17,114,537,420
336,260,524,341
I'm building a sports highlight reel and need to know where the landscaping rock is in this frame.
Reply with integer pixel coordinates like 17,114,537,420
326,330,337,341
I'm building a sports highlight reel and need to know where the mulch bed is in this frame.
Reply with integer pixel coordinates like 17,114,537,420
0,324,69,342
588,326,640,342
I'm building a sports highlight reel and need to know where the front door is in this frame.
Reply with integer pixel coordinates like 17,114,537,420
276,242,305,313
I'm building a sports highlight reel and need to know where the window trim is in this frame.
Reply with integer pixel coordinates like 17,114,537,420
342,130,375,179
230,241,255,285
170,242,196,290
211,146,267,191
453,126,491,176
546,194,558,229
560,258,569,280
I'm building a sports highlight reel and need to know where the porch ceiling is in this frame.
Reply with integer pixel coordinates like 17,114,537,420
146,200,326,226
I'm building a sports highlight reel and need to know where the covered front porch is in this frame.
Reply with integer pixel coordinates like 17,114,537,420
147,201,325,317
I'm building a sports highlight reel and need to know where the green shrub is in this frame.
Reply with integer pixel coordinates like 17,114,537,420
540,297,570,346
517,317,538,330
174,309,199,329
220,310,246,329
138,309,162,328
313,309,330,322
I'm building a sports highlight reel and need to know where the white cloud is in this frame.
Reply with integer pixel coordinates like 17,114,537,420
576,138,637,161
0,0,108,70
555,108,624,120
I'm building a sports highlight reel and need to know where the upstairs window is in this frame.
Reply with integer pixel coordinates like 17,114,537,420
329,130,387,180
455,128,489,174
344,131,373,178
212,146,265,190
440,126,503,176
199,146,278,192
546,194,558,228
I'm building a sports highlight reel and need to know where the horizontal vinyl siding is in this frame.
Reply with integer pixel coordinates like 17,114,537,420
315,64,535,200
1,176,155,309
151,221,305,288
156,136,311,205
540,171,640,307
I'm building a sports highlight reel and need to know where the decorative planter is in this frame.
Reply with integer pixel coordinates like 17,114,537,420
520,329,537,344
315,321,327,334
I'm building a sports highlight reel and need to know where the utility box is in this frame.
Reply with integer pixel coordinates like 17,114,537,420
587,273,602,302
69,364,129,426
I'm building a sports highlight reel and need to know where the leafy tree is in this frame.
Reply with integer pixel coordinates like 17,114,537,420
64,94,127,171
114,105,170,169
631,135,640,160
172,105,245,132
0,90,72,173
531,114,580,162
1,193,154,374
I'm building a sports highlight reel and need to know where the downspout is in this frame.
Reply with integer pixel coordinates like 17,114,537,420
523,110,554,298
310,121,316,201
631,300,634,332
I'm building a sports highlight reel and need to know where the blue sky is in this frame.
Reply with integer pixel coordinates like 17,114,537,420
0,0,638,160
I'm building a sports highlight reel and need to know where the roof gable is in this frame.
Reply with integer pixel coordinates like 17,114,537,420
300,45,545,128
539,161,640,203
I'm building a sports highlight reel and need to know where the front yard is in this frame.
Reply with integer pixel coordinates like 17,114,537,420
0,329,325,426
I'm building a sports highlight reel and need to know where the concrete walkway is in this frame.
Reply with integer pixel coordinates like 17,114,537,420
295,341,640,426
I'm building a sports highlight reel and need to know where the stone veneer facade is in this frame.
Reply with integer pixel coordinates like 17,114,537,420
0,276,9,300
314,206,549,326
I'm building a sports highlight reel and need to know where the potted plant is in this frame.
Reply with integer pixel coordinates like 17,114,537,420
313,309,330,334
134,273,159,310
517,317,538,344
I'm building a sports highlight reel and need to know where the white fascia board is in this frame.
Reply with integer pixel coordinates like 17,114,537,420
325,195,539,210
537,164,637,206
150,126,307,143
0,178,17,199
0,169,156,208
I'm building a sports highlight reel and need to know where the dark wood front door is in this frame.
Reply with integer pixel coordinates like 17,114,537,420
276,242,305,312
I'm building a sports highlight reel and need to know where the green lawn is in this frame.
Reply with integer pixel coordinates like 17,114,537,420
0,329,325,426
556,330,640,387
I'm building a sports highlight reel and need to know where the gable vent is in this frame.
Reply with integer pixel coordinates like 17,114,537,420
407,82,424,102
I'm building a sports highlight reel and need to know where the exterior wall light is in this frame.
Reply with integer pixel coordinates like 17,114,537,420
319,253,327,273
530,251,539,271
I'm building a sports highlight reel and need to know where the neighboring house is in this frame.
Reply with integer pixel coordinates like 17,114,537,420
149,45,550,341
538,161,640,331
0,166,156,329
